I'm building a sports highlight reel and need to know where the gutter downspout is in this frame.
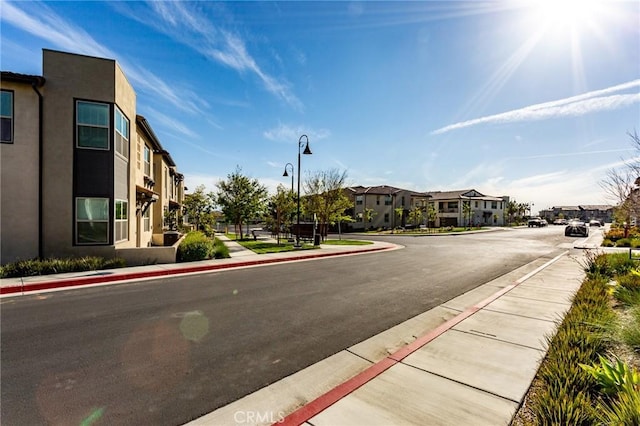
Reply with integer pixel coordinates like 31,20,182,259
32,81,44,260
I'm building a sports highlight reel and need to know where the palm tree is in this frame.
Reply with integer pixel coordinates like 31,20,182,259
462,200,472,228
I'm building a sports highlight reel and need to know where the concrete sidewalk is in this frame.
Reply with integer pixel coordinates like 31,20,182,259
190,250,588,426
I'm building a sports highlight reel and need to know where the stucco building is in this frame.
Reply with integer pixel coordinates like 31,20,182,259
426,189,507,227
1,49,184,265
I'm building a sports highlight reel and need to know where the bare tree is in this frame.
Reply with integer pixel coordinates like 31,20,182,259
599,130,640,227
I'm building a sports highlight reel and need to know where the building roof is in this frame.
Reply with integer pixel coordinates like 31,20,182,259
426,189,504,201
580,205,613,211
0,71,46,87
136,115,176,167
347,185,429,197
551,206,580,211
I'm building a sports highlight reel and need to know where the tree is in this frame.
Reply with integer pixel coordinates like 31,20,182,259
600,131,640,232
427,203,438,232
182,185,216,234
303,168,351,240
363,208,377,230
408,206,423,227
215,166,268,239
266,184,296,244
394,207,404,230
462,200,472,228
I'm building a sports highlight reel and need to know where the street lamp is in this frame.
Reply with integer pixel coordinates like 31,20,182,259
295,135,312,247
282,163,294,192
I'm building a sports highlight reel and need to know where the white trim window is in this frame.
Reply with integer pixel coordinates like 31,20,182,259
76,198,109,244
143,205,151,232
144,145,151,177
77,101,109,149
1,90,13,143
115,107,129,159
115,200,128,242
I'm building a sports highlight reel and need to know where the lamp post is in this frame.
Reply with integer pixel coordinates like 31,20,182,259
295,135,312,247
282,163,294,192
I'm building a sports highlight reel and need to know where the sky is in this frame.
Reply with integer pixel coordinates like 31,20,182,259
1,0,639,214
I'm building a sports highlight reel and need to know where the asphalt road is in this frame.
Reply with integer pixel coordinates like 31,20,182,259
1,226,580,425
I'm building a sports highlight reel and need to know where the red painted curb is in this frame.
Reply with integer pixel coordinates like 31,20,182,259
0,246,391,295
276,252,568,425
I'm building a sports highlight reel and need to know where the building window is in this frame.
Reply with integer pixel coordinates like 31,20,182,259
356,195,363,205
384,213,390,223
165,167,169,198
401,196,405,206
115,200,128,242
76,198,109,244
376,196,380,205
492,201,498,209
1,90,13,143
385,195,392,206
475,201,478,208
144,145,151,176
143,205,151,232
77,101,109,149
115,108,129,159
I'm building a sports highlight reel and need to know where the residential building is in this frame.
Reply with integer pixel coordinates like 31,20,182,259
345,185,431,230
426,189,507,227
539,205,613,223
0,49,184,266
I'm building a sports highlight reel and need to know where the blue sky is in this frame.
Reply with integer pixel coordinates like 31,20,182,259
2,0,639,213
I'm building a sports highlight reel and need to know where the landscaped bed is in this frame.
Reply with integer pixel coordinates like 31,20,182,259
512,252,640,425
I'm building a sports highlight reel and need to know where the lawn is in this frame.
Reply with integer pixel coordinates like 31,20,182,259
225,234,317,254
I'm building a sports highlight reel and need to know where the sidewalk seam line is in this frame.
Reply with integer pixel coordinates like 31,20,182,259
396,362,522,405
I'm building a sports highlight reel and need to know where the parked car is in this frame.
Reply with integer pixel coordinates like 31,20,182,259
528,217,547,227
565,220,589,237
553,218,568,225
589,220,602,227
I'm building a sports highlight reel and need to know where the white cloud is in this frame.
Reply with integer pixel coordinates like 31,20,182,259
120,2,303,110
432,80,640,135
263,123,332,143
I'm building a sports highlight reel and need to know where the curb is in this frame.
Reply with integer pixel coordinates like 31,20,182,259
0,246,392,296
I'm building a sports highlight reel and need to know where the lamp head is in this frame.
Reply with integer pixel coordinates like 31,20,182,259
302,143,312,155
283,169,289,177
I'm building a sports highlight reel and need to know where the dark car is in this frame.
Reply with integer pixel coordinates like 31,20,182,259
528,218,547,227
565,220,589,237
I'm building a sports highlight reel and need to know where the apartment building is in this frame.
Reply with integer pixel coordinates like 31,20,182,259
539,205,613,223
426,189,507,227
0,49,184,265
345,185,432,230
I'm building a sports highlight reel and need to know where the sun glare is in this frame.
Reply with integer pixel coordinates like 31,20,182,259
528,0,603,36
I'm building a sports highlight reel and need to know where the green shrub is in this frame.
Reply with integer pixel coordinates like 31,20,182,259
621,307,640,350
0,256,126,278
596,386,640,426
585,252,635,279
580,355,640,395
213,238,230,259
617,238,632,247
602,239,615,247
177,231,214,262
